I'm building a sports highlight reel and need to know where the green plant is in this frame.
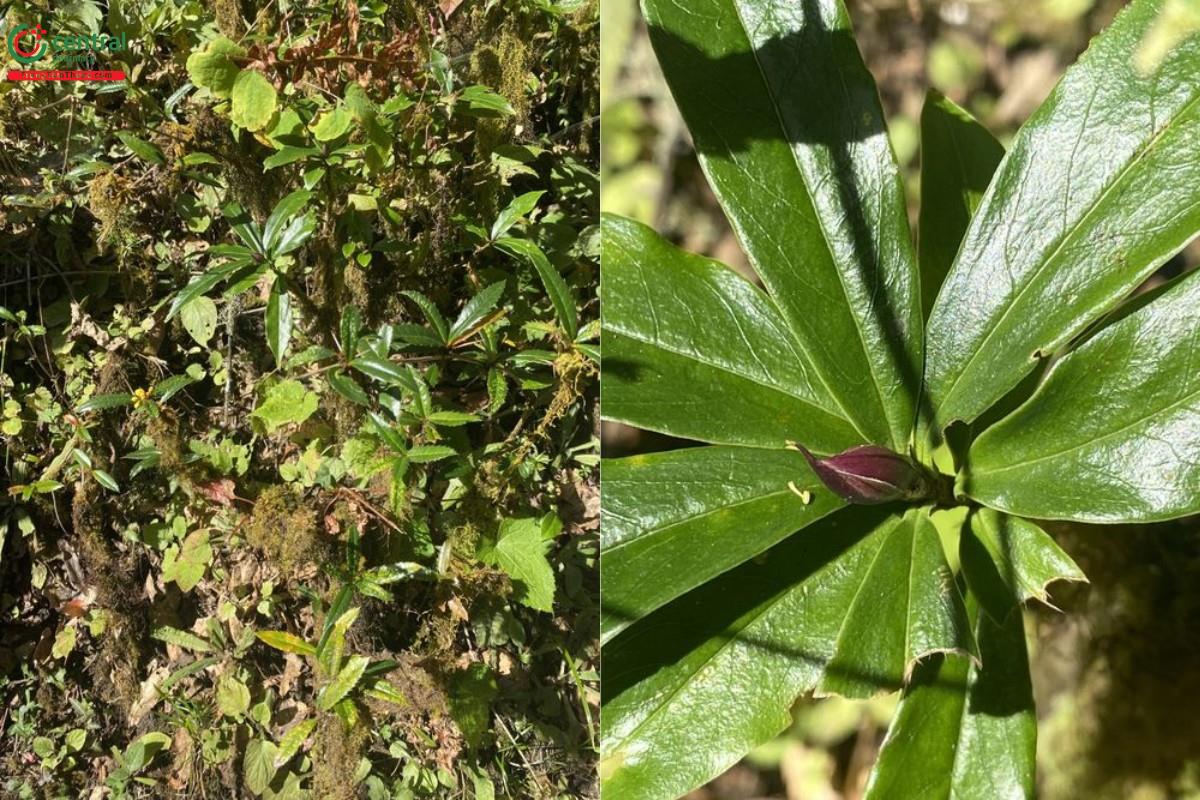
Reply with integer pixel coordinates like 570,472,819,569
600,0,1200,797
1,0,596,795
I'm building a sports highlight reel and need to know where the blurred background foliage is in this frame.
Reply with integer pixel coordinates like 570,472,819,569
600,1,1200,798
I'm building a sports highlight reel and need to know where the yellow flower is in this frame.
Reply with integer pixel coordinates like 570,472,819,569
131,388,151,409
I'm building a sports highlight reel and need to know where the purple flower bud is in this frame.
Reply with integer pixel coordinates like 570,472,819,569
793,444,927,505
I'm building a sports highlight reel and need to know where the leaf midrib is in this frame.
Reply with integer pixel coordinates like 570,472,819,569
728,0,899,449
974,379,1200,476
606,324,849,423
603,563,812,767
822,515,901,690
937,87,1200,420
603,487,821,553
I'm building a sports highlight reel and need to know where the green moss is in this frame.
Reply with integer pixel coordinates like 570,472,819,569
312,715,367,800
243,485,325,576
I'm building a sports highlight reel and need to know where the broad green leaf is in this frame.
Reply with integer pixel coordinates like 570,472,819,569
602,215,861,451
284,345,336,369
491,190,544,240
601,507,971,800
600,446,844,644
154,372,201,401
256,630,317,657
317,654,369,711
116,132,166,166
161,656,220,691
122,731,172,774
487,367,507,413
161,530,212,592
217,675,251,717
447,664,498,748
925,0,1200,429
252,380,318,433
960,509,1085,622
243,738,279,796
92,469,119,492
52,625,76,659
458,84,515,116
816,509,975,699
351,355,408,386
917,91,1004,321
180,295,218,346
326,370,370,406
266,276,292,367
186,37,244,98
495,236,578,340
966,270,1200,522
272,213,315,257
310,107,353,141
263,146,319,171
230,70,278,132
448,281,505,344
481,518,555,612
394,323,445,348
263,190,312,254
641,0,921,451
152,624,212,653
864,594,1035,800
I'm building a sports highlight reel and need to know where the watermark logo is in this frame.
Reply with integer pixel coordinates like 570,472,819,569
4,21,126,81
7,24,49,65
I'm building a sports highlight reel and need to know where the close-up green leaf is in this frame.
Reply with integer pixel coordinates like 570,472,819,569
601,0,1200,797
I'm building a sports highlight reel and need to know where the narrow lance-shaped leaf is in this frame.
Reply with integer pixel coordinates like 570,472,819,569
495,236,579,341
641,0,922,451
966,269,1200,522
601,447,845,644
601,507,972,800
167,260,248,321
491,190,544,240
448,281,505,344
317,654,369,711
262,190,312,254
864,592,1035,800
265,275,292,367
601,215,862,452
400,290,449,344
917,90,1005,321
816,508,975,699
925,0,1200,430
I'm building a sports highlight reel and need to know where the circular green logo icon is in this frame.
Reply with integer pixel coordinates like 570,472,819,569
8,24,48,65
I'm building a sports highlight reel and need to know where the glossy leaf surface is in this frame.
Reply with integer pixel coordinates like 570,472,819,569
917,91,1004,321
601,215,862,451
600,446,844,644
265,275,292,367
817,508,975,699
601,507,971,800
865,594,1035,800
967,270,1200,522
960,509,1084,621
926,0,1200,429
641,0,921,451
